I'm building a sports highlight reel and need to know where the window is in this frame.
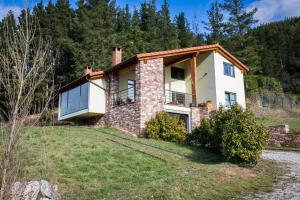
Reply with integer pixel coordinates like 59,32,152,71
60,83,89,116
224,62,235,77
172,91,185,105
225,92,237,108
171,67,185,80
127,80,136,102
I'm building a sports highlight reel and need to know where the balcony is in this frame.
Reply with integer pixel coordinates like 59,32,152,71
112,87,136,107
165,90,192,107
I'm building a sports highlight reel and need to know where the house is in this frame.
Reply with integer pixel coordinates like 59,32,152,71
58,44,248,136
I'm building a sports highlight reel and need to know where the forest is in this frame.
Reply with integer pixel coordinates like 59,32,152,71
0,0,299,114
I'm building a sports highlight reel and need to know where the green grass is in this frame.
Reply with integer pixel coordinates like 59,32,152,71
1,126,285,199
258,116,300,132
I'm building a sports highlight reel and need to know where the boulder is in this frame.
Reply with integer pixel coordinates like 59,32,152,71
40,180,60,200
22,181,40,200
9,180,60,200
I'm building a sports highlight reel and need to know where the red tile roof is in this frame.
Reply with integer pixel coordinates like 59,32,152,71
106,44,249,72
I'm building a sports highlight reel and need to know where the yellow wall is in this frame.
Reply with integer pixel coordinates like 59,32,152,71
118,65,136,92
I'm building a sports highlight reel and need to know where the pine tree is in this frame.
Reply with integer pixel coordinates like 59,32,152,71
158,0,179,50
176,12,192,48
202,0,224,44
222,0,261,75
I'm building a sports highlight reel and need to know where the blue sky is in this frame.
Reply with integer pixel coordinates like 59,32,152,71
1,0,300,32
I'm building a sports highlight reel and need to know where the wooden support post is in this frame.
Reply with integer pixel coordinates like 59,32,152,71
191,55,197,106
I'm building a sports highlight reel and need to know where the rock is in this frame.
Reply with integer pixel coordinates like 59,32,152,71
10,180,60,200
10,182,25,200
40,180,60,200
22,181,40,200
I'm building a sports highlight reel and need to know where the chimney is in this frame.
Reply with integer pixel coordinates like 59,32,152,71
112,47,122,66
84,67,92,75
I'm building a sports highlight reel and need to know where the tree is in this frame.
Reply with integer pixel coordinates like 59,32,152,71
158,0,179,50
0,10,54,199
222,0,261,75
176,12,192,48
202,0,224,44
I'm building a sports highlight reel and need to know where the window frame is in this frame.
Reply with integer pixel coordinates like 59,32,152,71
171,67,185,80
60,83,89,117
223,62,235,77
127,79,136,102
225,91,237,108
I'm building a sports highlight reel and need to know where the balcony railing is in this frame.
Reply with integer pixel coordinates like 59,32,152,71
165,90,192,107
112,87,136,107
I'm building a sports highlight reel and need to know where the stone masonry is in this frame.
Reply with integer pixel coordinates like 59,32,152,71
105,69,141,134
268,125,300,148
136,58,165,135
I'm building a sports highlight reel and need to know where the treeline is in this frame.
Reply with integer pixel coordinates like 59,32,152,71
0,0,299,96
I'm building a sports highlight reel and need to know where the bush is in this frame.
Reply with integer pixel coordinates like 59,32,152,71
145,112,187,142
39,109,53,125
187,105,271,165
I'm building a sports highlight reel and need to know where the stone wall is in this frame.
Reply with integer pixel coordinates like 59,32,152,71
268,125,300,148
190,107,201,129
104,65,141,134
105,103,140,134
136,59,165,135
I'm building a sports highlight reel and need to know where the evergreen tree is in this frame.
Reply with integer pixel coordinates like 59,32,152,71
176,12,192,48
202,0,224,44
158,0,179,50
222,0,261,75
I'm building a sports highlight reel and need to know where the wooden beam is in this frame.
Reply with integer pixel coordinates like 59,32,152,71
165,56,192,67
191,55,197,106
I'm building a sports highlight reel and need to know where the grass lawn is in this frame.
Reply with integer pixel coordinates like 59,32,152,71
1,126,285,199
257,116,300,132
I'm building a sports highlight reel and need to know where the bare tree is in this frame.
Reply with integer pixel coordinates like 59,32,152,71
0,8,54,199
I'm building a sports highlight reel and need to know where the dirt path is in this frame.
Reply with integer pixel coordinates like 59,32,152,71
248,150,300,200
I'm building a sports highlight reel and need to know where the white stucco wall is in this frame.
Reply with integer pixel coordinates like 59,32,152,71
164,62,188,93
89,78,106,114
196,52,217,108
213,52,246,108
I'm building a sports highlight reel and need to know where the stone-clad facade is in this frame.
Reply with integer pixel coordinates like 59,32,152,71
103,58,205,136
136,59,165,135
104,59,166,136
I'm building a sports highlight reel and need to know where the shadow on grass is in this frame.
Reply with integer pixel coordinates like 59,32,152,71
90,128,224,165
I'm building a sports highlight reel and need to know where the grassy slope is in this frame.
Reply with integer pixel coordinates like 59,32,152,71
258,117,300,132
1,126,284,199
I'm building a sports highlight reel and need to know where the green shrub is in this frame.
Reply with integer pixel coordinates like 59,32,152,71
188,105,271,165
145,112,187,142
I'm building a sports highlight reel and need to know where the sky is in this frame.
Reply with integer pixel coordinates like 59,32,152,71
1,0,300,32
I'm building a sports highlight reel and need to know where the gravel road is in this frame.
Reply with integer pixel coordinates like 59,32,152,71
248,150,300,200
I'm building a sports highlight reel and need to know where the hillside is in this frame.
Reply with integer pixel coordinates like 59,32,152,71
250,16,300,95
0,126,284,199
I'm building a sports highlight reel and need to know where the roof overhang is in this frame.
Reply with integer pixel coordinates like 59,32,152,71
60,71,104,93
105,44,249,73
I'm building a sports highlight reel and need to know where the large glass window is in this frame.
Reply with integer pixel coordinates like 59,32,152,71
225,92,237,108
224,62,235,77
171,67,185,80
60,83,89,116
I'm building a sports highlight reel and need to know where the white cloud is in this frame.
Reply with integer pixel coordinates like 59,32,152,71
0,4,22,20
248,0,300,24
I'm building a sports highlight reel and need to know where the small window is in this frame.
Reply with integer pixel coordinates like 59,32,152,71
224,62,235,77
171,67,185,80
225,92,237,108
127,80,135,102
